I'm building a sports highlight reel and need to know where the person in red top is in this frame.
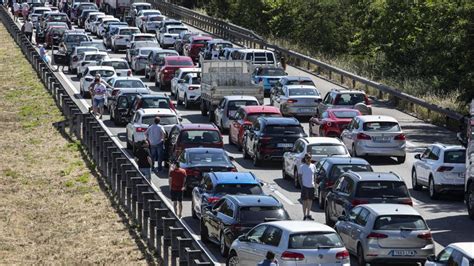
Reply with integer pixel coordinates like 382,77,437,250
169,162,186,218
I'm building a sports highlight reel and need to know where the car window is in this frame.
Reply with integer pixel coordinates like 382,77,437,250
188,151,230,165
335,93,365,105
421,147,432,159
218,200,234,217
289,232,344,249
332,110,360,119
307,144,347,156
239,206,288,223
288,88,320,96
373,215,427,230
429,146,441,160
260,226,282,247
180,130,221,144
363,121,400,132
142,115,177,126
437,247,454,263
330,164,372,180
444,150,466,164
348,206,362,221
264,125,304,135
355,208,370,226
321,111,329,119
215,184,263,195
356,181,409,198
341,177,354,194
247,225,267,243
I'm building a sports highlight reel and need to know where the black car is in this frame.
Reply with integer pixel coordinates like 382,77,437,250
325,171,412,226
314,157,373,209
108,91,142,126
242,117,307,166
200,195,290,257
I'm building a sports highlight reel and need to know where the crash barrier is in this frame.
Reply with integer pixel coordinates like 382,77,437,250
0,6,214,266
150,0,465,130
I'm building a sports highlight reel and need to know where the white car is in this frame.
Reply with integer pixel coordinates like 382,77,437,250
127,33,158,49
111,27,140,52
170,67,201,96
425,242,474,266
214,95,260,132
97,17,120,38
84,12,104,32
79,66,116,98
131,47,162,74
135,9,162,31
143,15,167,33
92,16,115,36
77,51,110,78
68,46,99,74
87,14,107,33
126,108,180,151
227,221,350,266
283,137,350,187
341,115,406,163
99,58,131,77
412,143,466,199
176,73,202,109
158,25,188,48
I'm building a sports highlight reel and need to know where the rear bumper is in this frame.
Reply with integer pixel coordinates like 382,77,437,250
283,106,318,116
356,143,406,157
365,245,435,263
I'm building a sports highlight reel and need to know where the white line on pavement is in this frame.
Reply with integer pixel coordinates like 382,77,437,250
274,190,295,205
57,70,90,108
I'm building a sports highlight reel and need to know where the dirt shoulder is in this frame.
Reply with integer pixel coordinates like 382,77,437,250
0,23,149,264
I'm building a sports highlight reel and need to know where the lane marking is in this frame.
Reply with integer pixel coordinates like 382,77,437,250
57,71,90,108
273,190,295,205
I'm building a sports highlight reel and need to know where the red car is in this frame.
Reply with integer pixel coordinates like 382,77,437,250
309,108,362,137
165,123,224,162
229,106,282,150
155,56,194,90
45,26,67,48
184,35,212,62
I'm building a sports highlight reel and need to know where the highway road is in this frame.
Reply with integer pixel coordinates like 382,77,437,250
20,13,473,265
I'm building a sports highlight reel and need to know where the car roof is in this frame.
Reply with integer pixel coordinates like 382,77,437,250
114,88,149,94
326,108,361,114
320,157,370,165
362,204,421,216
284,76,313,81
259,117,300,125
301,137,344,145
285,85,318,90
113,77,142,81
185,147,225,154
132,2,151,6
166,25,187,29
448,243,474,258
86,66,114,71
242,105,280,114
74,46,98,51
346,171,402,182
332,89,366,94
431,143,466,151
138,108,175,116
119,27,139,30
192,36,213,41
179,123,218,130
154,49,179,54
357,115,398,123
133,33,155,37
227,195,281,207
210,172,258,185
224,95,258,101
137,94,169,99
264,221,336,233
101,58,127,62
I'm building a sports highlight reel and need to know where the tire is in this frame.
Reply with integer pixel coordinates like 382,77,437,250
429,177,439,200
282,168,289,180
294,168,300,188
412,168,422,191
253,152,261,167
176,94,182,106
467,182,474,220
318,189,324,209
219,233,229,257
397,155,406,164
184,96,191,109
191,200,197,219
325,204,334,227
126,139,132,150
227,251,239,266
200,101,208,116
358,244,367,266
200,221,209,243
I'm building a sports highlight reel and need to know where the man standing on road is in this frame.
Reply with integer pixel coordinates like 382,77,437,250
298,153,316,220
258,251,279,266
88,74,112,119
23,18,33,42
145,116,166,172
135,141,152,180
169,162,186,218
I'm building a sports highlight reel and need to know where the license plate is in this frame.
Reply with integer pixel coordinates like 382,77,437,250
299,108,315,113
392,250,416,256
459,173,465,178
277,143,293,148
374,137,390,142
268,79,277,84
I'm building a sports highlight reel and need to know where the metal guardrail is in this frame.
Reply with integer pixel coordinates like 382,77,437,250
151,0,465,130
0,6,214,266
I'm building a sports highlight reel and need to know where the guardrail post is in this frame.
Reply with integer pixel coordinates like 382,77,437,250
135,184,149,225
162,217,176,265
185,248,202,266
177,237,192,265
147,199,162,250
141,192,156,240
129,177,144,222
170,227,184,262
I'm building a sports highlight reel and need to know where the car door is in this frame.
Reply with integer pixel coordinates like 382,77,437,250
230,109,242,143
215,98,226,127
425,146,441,183
251,226,283,264
126,113,138,142
327,177,345,221
415,147,432,183
342,118,359,151
336,206,361,251
213,199,235,240
206,199,226,240
238,225,268,265
178,74,190,100
332,177,351,219
349,207,370,250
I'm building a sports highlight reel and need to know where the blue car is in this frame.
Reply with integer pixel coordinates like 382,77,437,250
252,66,287,95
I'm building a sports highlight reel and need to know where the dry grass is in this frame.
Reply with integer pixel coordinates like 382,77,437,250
0,23,150,264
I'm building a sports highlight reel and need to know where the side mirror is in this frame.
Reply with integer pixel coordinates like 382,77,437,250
338,215,347,222
316,98,323,103
229,156,235,161
426,255,436,262
177,79,184,83
414,154,421,160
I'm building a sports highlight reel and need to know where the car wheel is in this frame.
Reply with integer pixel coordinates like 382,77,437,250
184,96,191,110
200,221,209,243
282,168,289,180
357,244,367,266
227,251,239,266
429,176,439,200
318,189,324,209
467,182,474,220
397,155,406,164
253,152,261,167
191,200,197,219
325,204,334,226
200,101,208,116
294,168,300,188
176,94,182,106
352,144,359,157
220,233,229,257
126,138,132,150
412,168,422,191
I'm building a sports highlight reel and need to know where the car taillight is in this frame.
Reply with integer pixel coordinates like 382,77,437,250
135,127,147,132
230,223,241,231
336,250,349,260
437,166,454,172
259,136,272,144
185,168,200,176
188,86,199,90
351,199,369,206
417,232,432,240
394,134,406,140
356,133,371,140
367,232,388,239
281,251,305,261
287,99,298,103
401,198,413,206
207,197,220,204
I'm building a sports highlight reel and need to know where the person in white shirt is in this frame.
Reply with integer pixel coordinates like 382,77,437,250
298,153,316,220
145,117,166,172
88,74,112,118
13,1,20,21
23,18,33,42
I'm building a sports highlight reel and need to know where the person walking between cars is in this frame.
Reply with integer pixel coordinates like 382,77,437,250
88,74,111,119
258,251,279,266
145,116,166,172
22,18,33,42
169,162,186,218
13,1,20,21
298,153,316,220
135,141,152,180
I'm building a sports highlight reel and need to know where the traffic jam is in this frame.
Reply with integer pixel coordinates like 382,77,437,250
19,0,474,265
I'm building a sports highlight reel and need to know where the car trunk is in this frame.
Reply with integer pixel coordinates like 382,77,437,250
287,248,344,265
374,229,430,249
371,215,431,249
288,96,319,108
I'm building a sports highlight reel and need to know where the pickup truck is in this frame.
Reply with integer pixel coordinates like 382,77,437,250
199,60,264,123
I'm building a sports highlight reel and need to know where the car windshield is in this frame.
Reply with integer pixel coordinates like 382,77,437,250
288,88,320,96
141,98,170,109
169,28,187,34
188,151,230,165
119,29,140,35
258,68,286,76
142,115,177,125
239,206,287,223
85,54,106,61
192,39,208,45
149,16,163,22
356,181,409,198
444,150,466,163
166,60,193,66
289,232,344,249
247,113,280,123
113,80,144,88
66,35,88,43
363,122,400,132
89,70,114,77
330,164,372,179
135,36,155,42
374,215,428,230
102,61,129,69
228,100,258,111
332,110,360,119
264,125,304,135
307,144,347,156
335,93,366,105
51,28,66,35
153,52,178,61
139,49,155,55
191,77,201,85
180,130,221,144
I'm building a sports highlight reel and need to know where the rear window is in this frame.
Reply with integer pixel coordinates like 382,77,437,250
239,206,287,222
134,36,155,42
332,110,360,119
149,16,163,22
140,98,170,109
142,115,177,125
153,52,178,61
286,79,314,86
66,35,88,43
247,113,280,123
168,28,187,34
102,61,129,69
356,181,409,198
180,130,222,144
363,122,400,132
444,150,466,164
214,184,263,195
289,232,344,249
307,144,347,156
288,88,320,96
114,80,144,88
49,15,67,21
264,125,304,135
330,164,373,179
119,29,140,35
188,151,230,165
140,49,155,56
192,39,207,45
228,100,258,111
89,70,114,77
258,68,286,76
166,60,193,66
246,52,275,63
50,28,66,35
374,215,427,230
85,54,106,61
335,93,366,105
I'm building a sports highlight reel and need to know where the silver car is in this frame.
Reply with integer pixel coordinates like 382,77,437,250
340,115,406,163
228,221,350,266
335,204,435,265
271,85,321,116
214,95,260,132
